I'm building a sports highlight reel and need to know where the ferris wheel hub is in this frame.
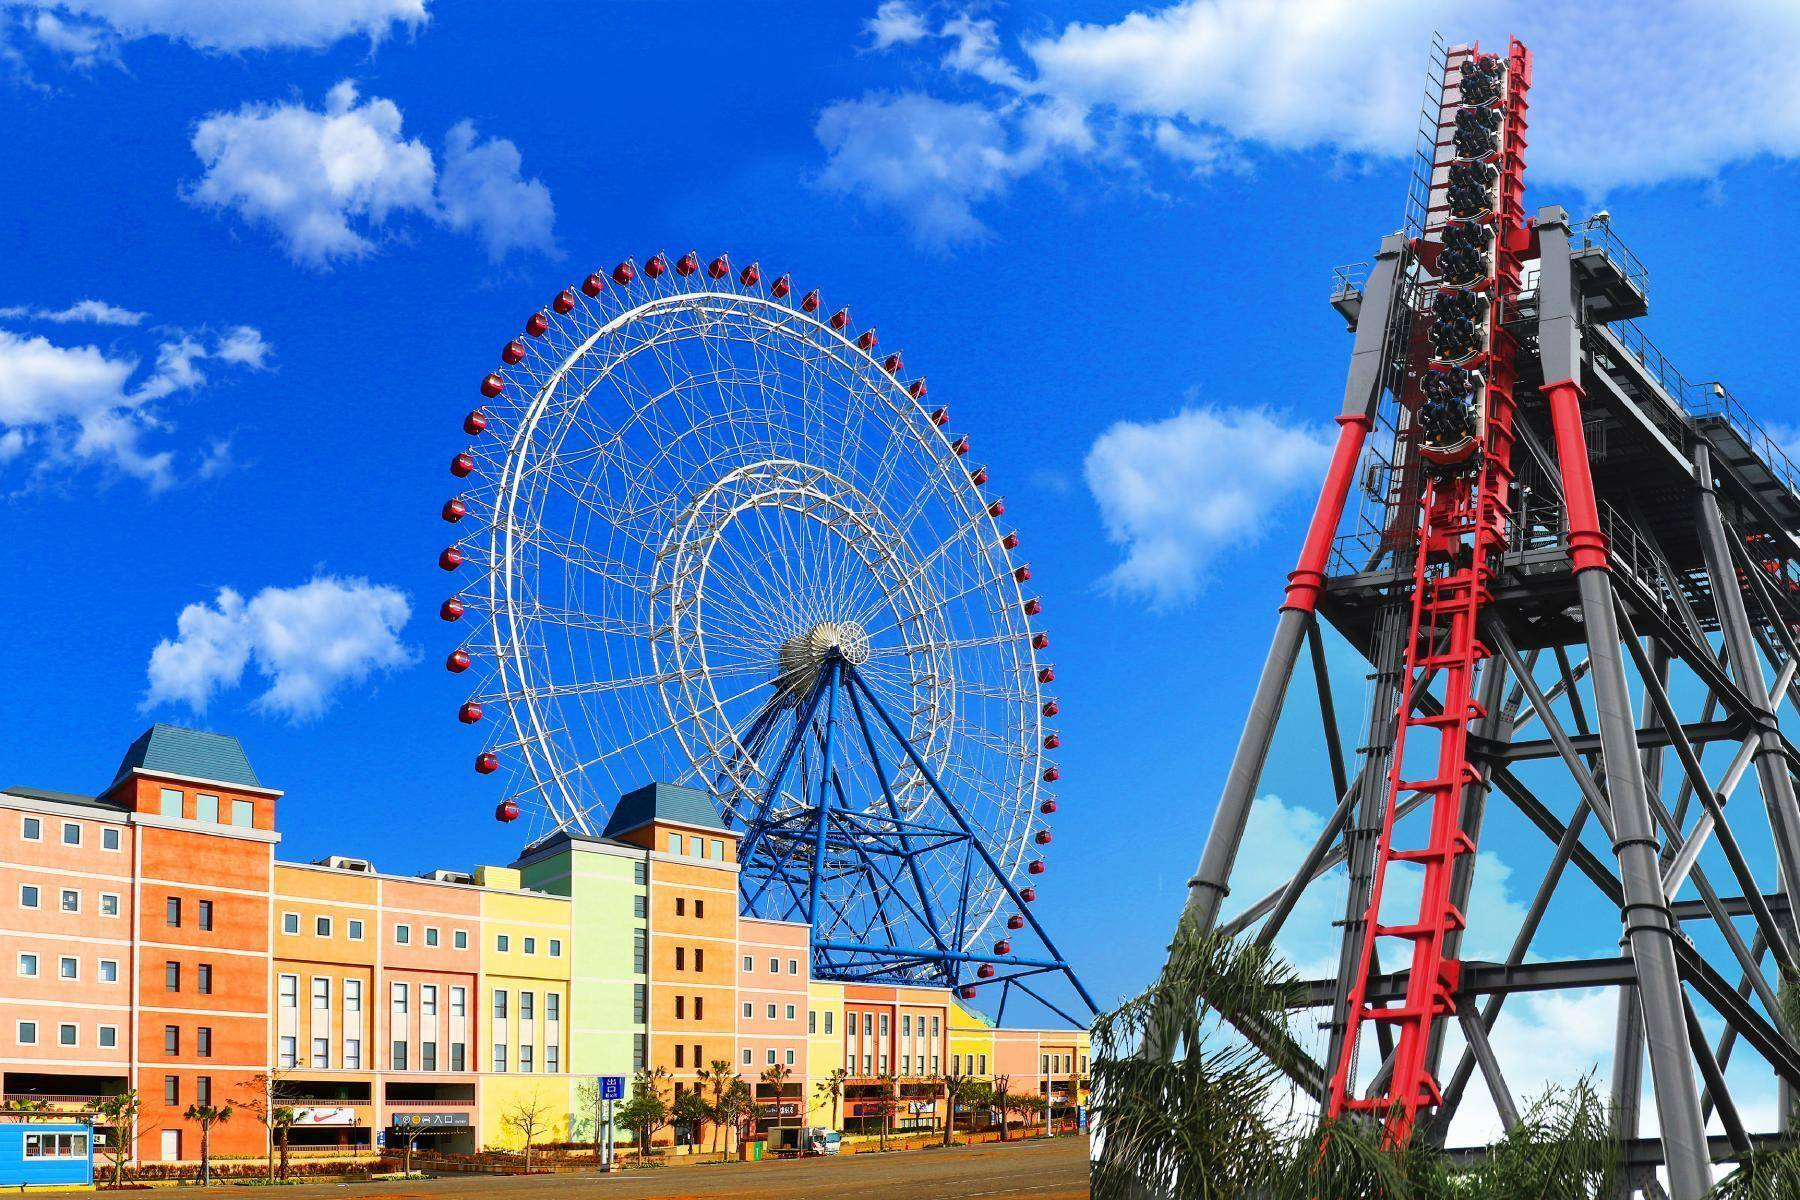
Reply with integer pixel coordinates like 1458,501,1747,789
777,620,870,697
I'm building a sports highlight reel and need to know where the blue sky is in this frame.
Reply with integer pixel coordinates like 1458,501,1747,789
7,0,1800,1108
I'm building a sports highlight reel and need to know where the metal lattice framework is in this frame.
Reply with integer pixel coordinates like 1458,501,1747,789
1162,37,1800,1197
439,252,1093,1020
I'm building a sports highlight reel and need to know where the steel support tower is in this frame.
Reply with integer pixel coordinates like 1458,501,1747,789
1169,37,1800,1196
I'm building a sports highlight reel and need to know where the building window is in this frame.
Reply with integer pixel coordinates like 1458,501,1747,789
395,924,411,945
197,1027,212,1058
492,1044,507,1073
633,985,647,1024
165,961,180,992
281,912,298,935
16,1021,37,1045
634,859,648,886
195,795,219,823
58,1023,76,1047
449,986,465,1017
159,788,182,817
425,926,439,947
743,1002,753,1019
392,982,409,1013
864,1013,873,1036
825,1012,833,1035
346,979,363,1012
99,1025,117,1049
102,827,121,851
674,1045,684,1068
198,900,213,931
742,1048,752,1065
20,817,39,841
695,900,705,918
392,1041,408,1071
496,934,509,953
786,1049,795,1066
61,822,80,846
60,889,79,913
879,1014,889,1037
16,953,34,977
520,991,535,1021
547,993,560,1022
766,1049,776,1065
231,799,254,827
547,1045,560,1073
197,964,212,995
675,946,685,972
315,916,332,938
675,995,685,1020
520,1045,534,1073
695,948,704,972
770,957,779,973
524,937,536,955
453,929,467,950
57,956,76,981
789,958,800,975
696,996,705,1020
421,1042,437,1072
18,885,37,909
100,893,120,917
278,1037,297,1069
279,975,298,1008
786,1004,796,1021
349,919,364,940
196,1076,212,1105
164,1076,179,1106
675,898,685,917
697,838,709,860
422,985,438,1017
345,1040,362,1070
902,1015,912,1037
633,929,647,972
808,1010,817,1034
766,1004,777,1019
312,977,330,1010
164,1026,179,1056
633,1034,647,1071
309,1038,328,1069
668,832,682,854
449,1043,464,1072
99,960,118,983
743,955,753,972
634,895,647,919
711,839,724,860
493,990,507,1019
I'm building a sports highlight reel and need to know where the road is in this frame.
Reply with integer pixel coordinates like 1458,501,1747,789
72,1137,1088,1199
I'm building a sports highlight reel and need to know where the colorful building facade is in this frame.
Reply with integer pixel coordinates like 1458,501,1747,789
0,728,1086,1161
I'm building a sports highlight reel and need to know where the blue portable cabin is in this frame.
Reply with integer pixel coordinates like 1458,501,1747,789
0,1117,95,1188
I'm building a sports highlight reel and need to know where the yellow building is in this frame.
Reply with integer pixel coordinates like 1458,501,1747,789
475,866,575,1150
804,981,845,1126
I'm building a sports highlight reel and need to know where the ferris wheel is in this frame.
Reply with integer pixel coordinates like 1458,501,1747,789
439,250,1090,1013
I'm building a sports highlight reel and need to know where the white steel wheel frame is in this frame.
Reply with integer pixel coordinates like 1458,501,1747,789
450,261,1055,949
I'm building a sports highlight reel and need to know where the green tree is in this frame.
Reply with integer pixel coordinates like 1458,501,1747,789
865,1075,900,1151
938,1072,980,1147
183,1103,232,1187
673,1089,710,1150
812,1066,848,1130
236,1069,297,1181
697,1059,736,1154
758,1062,793,1137
617,1068,671,1158
714,1079,754,1155
93,1091,139,1189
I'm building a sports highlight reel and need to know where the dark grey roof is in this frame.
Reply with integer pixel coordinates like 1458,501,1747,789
110,724,263,790
600,782,727,839
3,786,123,813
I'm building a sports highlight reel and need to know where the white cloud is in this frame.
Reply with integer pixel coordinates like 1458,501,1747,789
212,325,272,369
437,120,557,264
0,320,270,488
28,11,117,66
145,575,415,721
187,80,556,268
0,299,148,326
866,0,928,50
1084,406,1333,606
26,0,427,54
838,1,1800,240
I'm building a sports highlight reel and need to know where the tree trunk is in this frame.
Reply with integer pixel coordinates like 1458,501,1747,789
279,1128,290,1180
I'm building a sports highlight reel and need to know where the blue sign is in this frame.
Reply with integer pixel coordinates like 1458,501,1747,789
599,1075,626,1101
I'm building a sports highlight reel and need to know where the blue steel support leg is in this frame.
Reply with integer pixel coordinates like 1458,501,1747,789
845,683,956,981
845,663,1099,1017
806,659,842,929
739,674,830,868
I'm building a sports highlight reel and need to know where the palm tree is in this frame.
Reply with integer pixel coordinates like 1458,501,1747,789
759,1062,793,1138
183,1102,232,1187
812,1067,848,1130
93,1091,138,1189
698,1059,735,1155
